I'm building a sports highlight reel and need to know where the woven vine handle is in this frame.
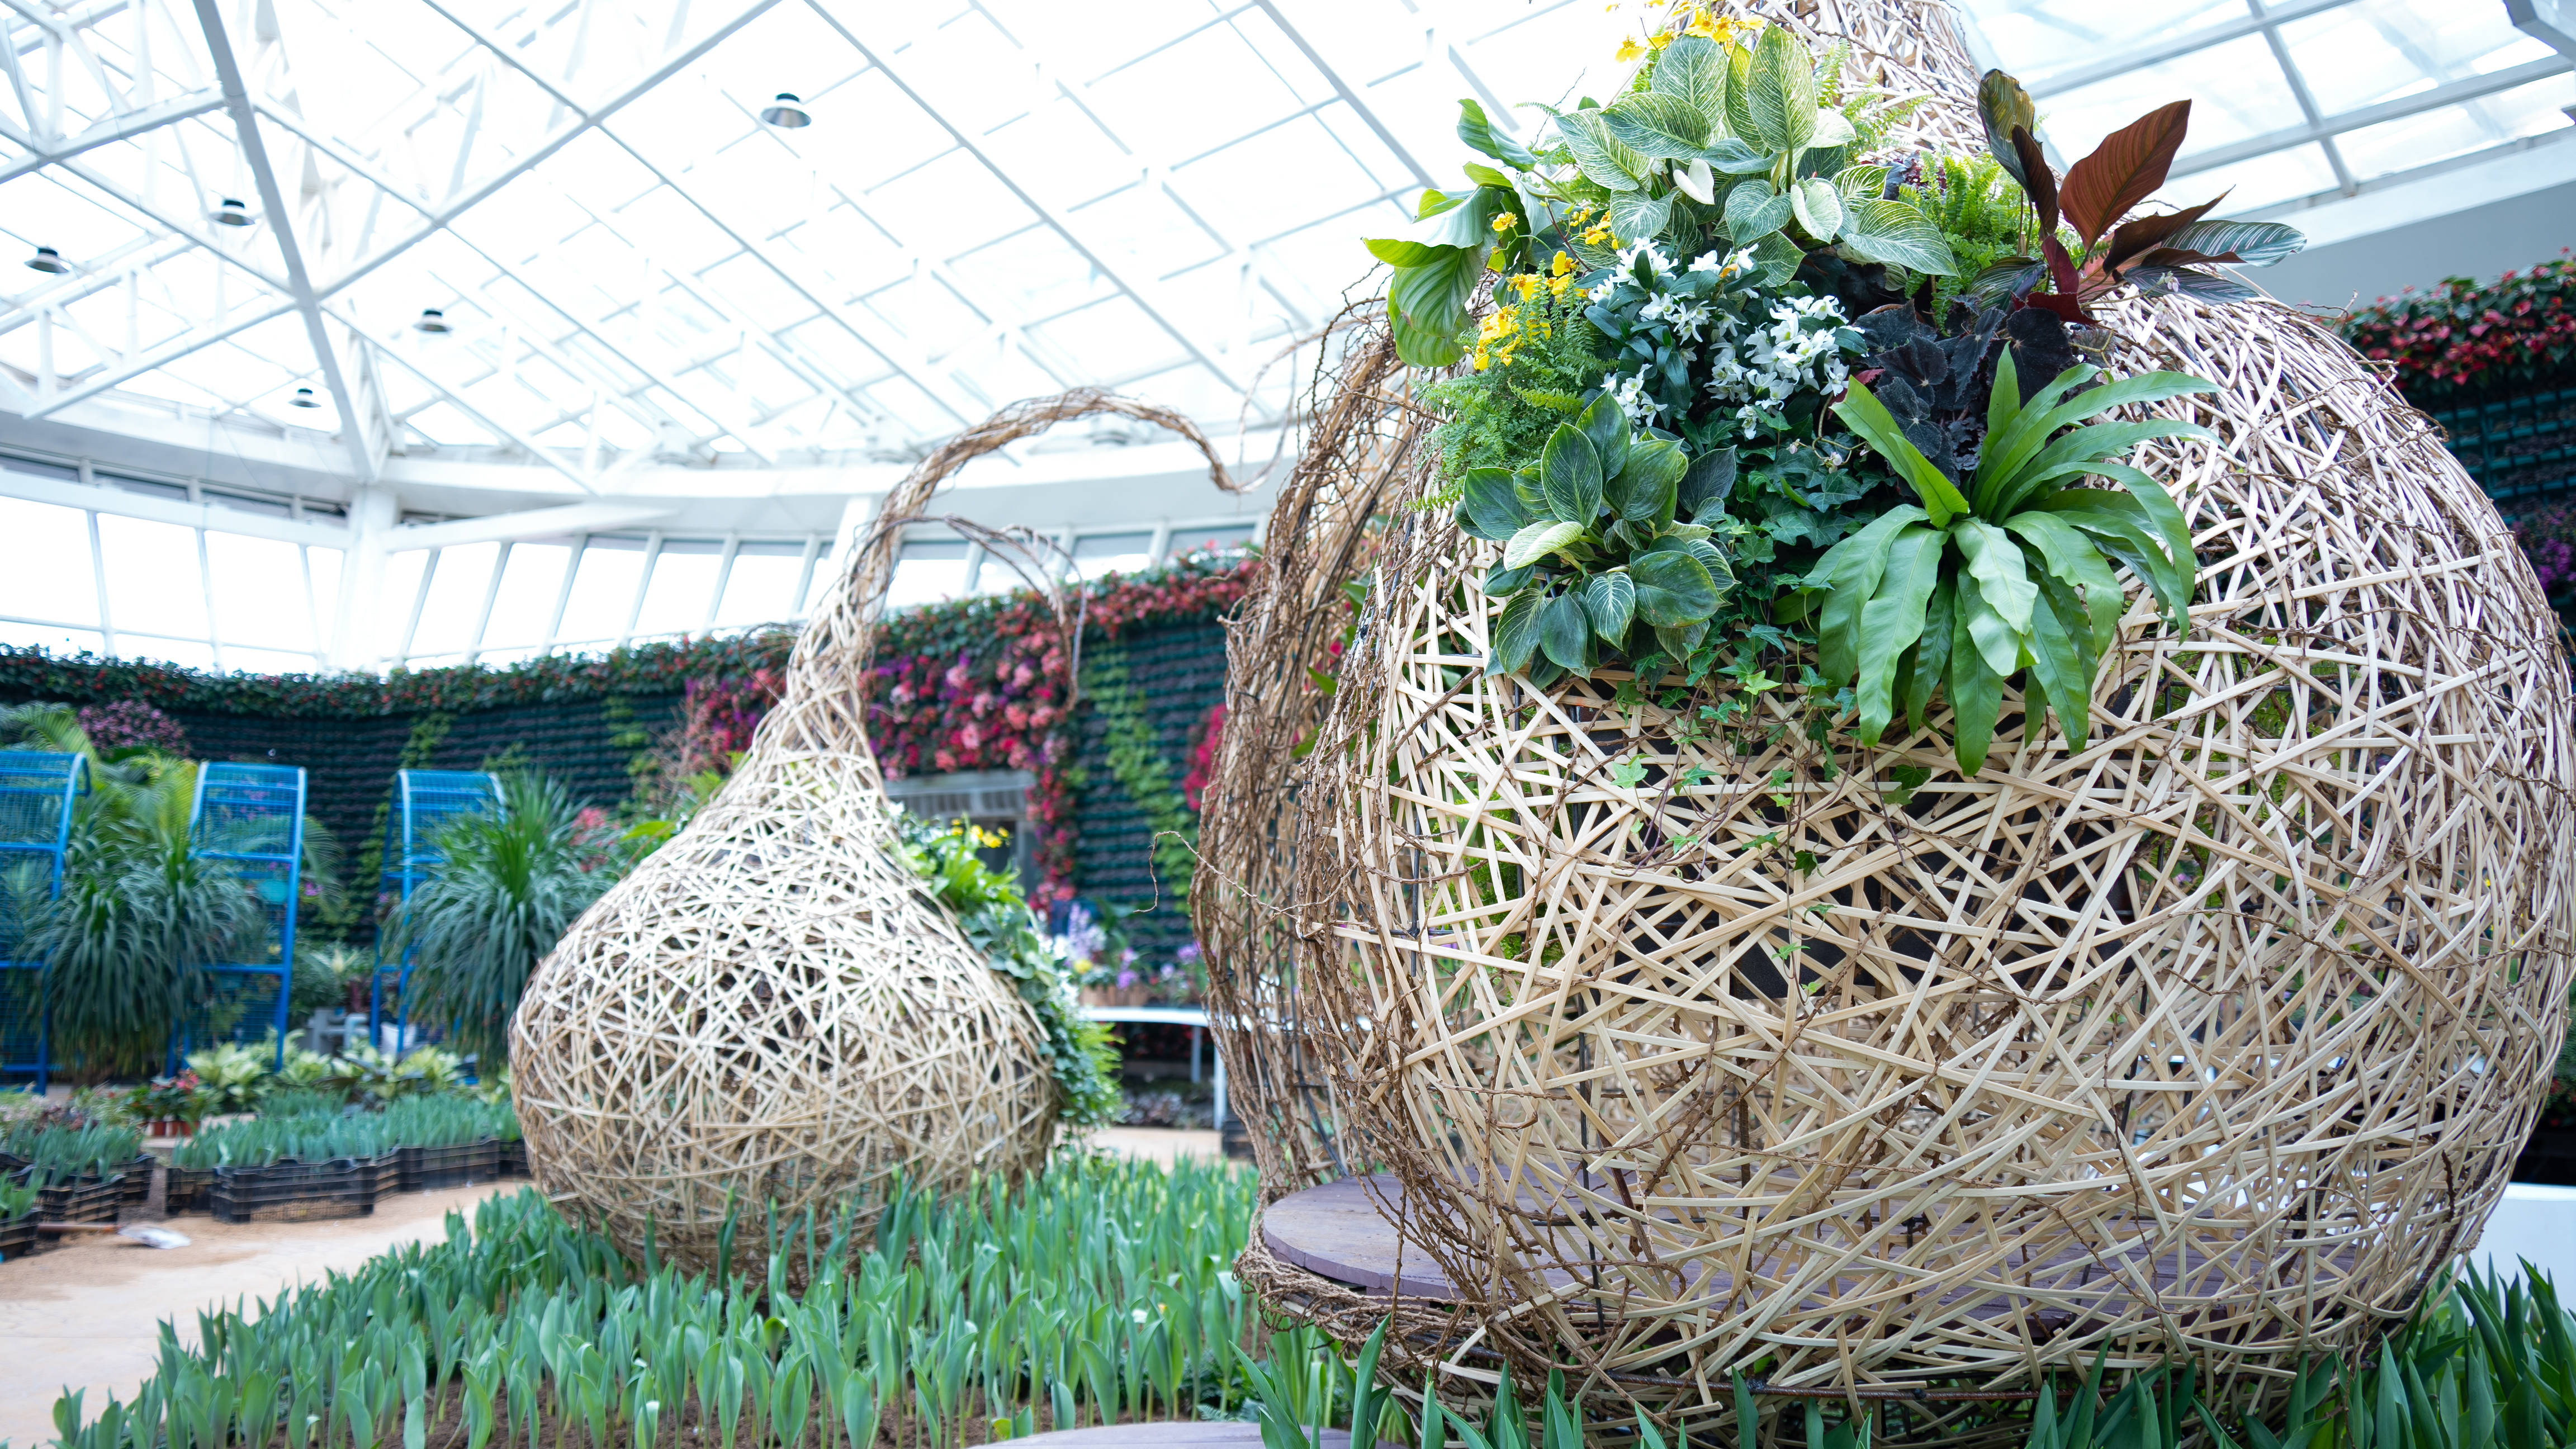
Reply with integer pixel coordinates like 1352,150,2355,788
751,390,1249,760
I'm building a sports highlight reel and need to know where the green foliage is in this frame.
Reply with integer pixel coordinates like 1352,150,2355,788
20,756,267,1078
898,816,1122,1130
1367,25,1956,367
1899,153,2032,317
1460,395,1735,681
184,1042,277,1115
395,773,611,1064
0,1117,141,1176
0,1178,35,1222
45,1158,1265,1449
1082,650,1198,910
1427,289,1609,493
290,940,368,1020
1814,352,2212,770
173,1092,517,1168
329,1043,472,1104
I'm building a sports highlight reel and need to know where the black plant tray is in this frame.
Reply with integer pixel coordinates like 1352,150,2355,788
0,1215,38,1262
498,1140,528,1177
34,1173,125,1230
207,1156,387,1224
394,1139,501,1192
115,1154,158,1209
166,1164,218,1214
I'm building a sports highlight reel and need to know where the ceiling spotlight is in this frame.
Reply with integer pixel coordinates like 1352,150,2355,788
414,307,452,333
759,92,811,128
25,245,72,274
212,196,253,226
288,386,321,408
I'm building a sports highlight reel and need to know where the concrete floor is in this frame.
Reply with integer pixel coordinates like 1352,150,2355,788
0,1129,1231,1448
0,1183,509,1449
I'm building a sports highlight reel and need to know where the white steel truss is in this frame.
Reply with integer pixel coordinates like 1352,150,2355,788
8,0,1608,488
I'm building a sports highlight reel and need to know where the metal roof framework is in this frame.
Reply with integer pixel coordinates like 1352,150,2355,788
1957,0,2575,217
1,0,1613,490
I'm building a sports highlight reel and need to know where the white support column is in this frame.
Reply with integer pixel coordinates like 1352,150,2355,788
543,537,586,652
789,533,823,618
467,540,512,662
332,486,399,671
87,509,116,657
704,534,740,632
397,548,439,665
197,525,222,671
616,532,663,650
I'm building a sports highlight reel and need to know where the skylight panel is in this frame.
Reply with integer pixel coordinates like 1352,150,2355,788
205,532,316,653
2276,0,2553,114
863,275,995,359
811,70,961,195
2157,144,2343,215
1177,116,1390,246
2336,74,2576,178
944,228,1117,331
863,149,1038,263
1025,295,1186,385
1064,184,1230,285
1958,0,2246,77
404,400,500,448
980,0,1215,82
697,254,822,337
632,541,726,637
0,499,98,629
2044,36,2308,164
480,542,575,651
97,514,209,640
553,538,647,645
714,542,805,627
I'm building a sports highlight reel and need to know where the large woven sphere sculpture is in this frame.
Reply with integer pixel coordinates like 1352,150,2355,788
513,393,1239,1275
1263,7,2576,1430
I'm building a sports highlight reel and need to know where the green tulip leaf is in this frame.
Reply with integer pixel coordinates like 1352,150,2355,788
1541,423,1604,524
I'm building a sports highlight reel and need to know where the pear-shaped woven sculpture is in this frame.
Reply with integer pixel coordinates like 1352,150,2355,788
1227,2,2576,1433
513,392,1240,1275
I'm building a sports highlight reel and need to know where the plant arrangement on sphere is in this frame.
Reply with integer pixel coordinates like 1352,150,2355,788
1375,13,2306,768
394,773,611,1064
898,815,1121,1130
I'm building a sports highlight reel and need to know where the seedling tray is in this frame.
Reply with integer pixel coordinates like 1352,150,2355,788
165,1164,217,1214
0,1215,38,1262
498,1140,528,1177
394,1139,501,1192
207,1156,388,1224
34,1173,125,1230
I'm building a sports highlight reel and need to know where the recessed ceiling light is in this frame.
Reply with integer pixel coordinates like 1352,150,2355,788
212,197,253,226
288,386,321,408
25,245,71,274
759,92,811,128
414,308,452,333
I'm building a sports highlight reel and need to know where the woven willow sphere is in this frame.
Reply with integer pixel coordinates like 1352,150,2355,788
512,392,1240,1276
1243,6,2576,1428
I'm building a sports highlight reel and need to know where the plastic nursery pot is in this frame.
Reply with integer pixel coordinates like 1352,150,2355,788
164,1164,217,1215
0,1215,37,1263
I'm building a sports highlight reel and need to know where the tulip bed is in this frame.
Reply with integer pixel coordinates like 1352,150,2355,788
35,1152,2576,1449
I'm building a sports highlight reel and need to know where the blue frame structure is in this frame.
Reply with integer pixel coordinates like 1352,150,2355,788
373,770,502,1048
183,762,306,1070
0,752,89,1092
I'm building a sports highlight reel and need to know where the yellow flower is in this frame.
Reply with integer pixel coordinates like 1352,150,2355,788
1551,250,1575,277
1514,274,1544,301
1551,274,1576,301
1492,211,1520,234
1649,30,1671,49
1470,347,1490,372
1582,220,1616,245
1615,35,1644,61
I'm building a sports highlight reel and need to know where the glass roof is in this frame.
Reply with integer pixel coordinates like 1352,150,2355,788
1957,0,2573,216
0,0,1644,476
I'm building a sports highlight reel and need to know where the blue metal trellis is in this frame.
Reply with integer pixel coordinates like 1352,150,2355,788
183,762,306,1071
373,770,502,1050
0,752,89,1092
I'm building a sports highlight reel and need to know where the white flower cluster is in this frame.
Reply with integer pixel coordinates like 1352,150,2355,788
1704,293,1852,437
1637,291,1713,343
1688,246,1759,280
